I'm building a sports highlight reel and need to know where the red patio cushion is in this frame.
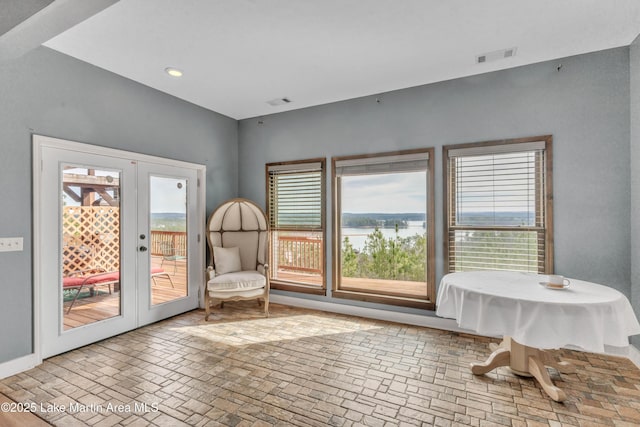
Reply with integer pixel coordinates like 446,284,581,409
63,271,120,288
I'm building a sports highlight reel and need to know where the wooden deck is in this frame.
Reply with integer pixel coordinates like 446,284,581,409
63,258,187,330
273,271,428,298
64,264,427,330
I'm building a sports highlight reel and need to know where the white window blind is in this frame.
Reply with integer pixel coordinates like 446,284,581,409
267,160,325,289
447,143,548,273
335,152,429,176
268,164,323,231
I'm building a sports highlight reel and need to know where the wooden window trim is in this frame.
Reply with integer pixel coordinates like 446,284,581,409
332,148,435,310
442,135,554,274
266,157,327,293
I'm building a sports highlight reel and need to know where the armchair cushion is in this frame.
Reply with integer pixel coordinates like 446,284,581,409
207,270,266,292
213,246,242,275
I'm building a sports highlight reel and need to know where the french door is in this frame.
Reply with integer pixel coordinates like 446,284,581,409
35,135,204,358
137,162,200,326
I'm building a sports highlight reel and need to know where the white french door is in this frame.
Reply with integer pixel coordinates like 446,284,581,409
137,162,199,325
35,135,204,358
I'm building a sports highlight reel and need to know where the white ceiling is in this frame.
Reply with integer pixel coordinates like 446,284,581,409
43,0,640,120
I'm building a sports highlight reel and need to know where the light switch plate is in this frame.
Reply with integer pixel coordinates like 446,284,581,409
0,237,24,252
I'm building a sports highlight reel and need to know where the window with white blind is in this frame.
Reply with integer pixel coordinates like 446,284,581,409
444,136,553,274
266,158,325,293
333,149,435,309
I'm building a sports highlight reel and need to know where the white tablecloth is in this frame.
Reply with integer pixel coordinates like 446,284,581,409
436,271,640,352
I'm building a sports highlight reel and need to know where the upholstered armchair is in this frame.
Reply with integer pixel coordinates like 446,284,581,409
205,198,270,320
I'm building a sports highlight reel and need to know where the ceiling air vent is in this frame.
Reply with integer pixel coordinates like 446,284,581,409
267,97,292,107
476,47,517,64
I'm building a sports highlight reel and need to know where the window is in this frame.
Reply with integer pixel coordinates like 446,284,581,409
266,158,325,293
332,149,435,309
444,136,553,273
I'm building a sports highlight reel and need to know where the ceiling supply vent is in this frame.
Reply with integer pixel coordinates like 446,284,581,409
476,47,517,64
267,97,292,107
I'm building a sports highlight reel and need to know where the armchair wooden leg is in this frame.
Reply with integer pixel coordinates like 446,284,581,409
204,292,211,321
264,296,269,317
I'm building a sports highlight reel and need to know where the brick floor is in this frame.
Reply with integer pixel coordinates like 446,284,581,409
1,302,640,426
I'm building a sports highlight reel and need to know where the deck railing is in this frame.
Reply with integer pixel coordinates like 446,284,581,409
151,233,323,276
150,231,187,257
273,235,323,275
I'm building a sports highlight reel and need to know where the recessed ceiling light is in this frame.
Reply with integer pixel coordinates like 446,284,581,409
165,67,183,77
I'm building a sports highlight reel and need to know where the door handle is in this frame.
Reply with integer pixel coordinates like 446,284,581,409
139,246,148,252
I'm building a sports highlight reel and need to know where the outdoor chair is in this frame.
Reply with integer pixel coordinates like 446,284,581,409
160,242,186,274
205,198,270,320
63,268,117,313
63,267,173,313
151,267,174,288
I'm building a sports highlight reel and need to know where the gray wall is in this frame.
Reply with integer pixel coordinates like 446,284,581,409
238,48,631,314
1,43,634,365
0,46,238,363
631,35,640,347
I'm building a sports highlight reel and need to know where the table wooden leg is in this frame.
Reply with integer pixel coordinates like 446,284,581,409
470,347,511,375
489,339,509,352
471,337,567,402
540,350,576,374
528,355,567,402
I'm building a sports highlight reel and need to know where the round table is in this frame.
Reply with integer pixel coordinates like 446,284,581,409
436,271,640,401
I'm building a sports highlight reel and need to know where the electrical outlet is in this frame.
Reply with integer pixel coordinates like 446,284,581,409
0,237,24,252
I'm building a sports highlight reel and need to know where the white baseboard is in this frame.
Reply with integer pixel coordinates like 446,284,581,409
627,344,640,368
270,295,640,368
0,353,38,380
270,294,470,334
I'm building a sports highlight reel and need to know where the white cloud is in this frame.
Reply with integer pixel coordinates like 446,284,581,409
341,172,426,213
150,177,187,213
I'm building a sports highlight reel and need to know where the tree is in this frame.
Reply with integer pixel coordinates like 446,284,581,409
341,236,359,277
342,227,426,282
454,230,538,271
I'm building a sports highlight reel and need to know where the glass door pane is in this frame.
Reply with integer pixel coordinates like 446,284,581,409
137,162,200,327
149,176,188,305
62,166,122,330
339,171,428,299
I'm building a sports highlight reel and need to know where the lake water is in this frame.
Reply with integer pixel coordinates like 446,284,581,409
341,221,425,251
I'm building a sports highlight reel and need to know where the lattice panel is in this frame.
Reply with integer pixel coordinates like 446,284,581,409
62,206,120,275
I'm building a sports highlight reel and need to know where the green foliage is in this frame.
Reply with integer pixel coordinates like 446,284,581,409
342,215,409,228
151,213,187,232
341,227,426,282
341,237,359,277
453,229,539,272
342,217,378,227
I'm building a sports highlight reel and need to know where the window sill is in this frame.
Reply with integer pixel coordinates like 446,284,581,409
271,281,326,295
332,290,435,310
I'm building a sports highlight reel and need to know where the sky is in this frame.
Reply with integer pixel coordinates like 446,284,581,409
341,171,426,213
150,176,187,213
62,168,186,213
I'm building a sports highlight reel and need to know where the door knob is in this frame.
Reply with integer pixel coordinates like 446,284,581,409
139,234,146,240
139,246,148,252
